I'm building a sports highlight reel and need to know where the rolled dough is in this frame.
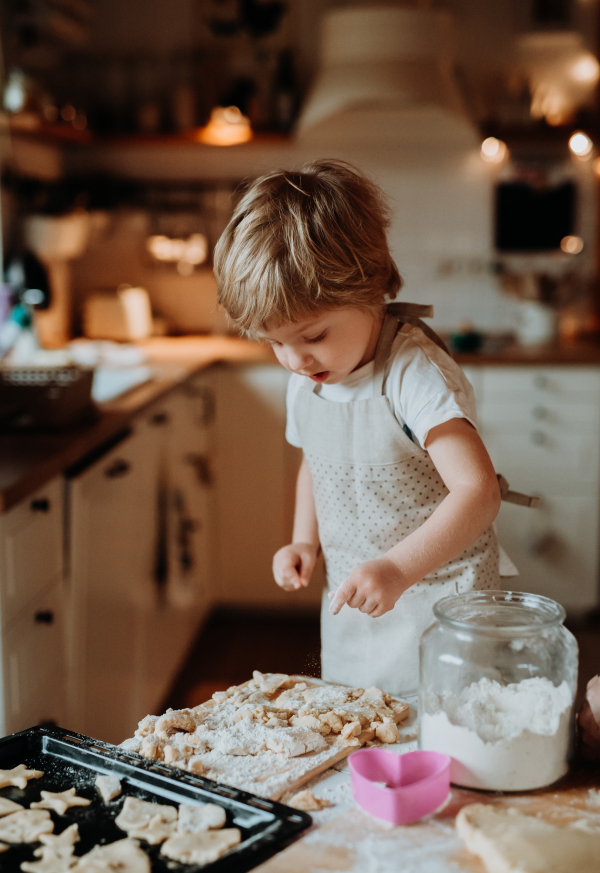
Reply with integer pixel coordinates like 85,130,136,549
456,803,600,873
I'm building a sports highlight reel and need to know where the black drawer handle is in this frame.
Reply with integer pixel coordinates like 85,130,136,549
150,412,169,426
104,459,131,478
35,611,54,624
31,498,50,512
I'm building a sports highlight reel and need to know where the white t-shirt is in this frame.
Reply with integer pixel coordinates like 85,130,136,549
285,323,477,450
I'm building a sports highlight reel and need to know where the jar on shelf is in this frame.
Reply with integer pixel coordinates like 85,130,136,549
419,590,578,791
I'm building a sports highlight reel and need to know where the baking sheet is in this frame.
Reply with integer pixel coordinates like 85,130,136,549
0,725,311,872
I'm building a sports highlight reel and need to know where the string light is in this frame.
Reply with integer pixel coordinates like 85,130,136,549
480,137,508,163
569,131,593,156
560,236,584,254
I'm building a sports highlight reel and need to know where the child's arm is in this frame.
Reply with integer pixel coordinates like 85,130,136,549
329,418,501,617
273,457,320,591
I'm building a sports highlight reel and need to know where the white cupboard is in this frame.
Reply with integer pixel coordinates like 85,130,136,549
463,365,600,613
0,477,68,735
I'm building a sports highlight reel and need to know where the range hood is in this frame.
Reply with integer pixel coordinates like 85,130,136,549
297,5,478,150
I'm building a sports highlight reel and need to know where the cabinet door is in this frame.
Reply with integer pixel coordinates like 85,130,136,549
0,478,63,628
1,583,67,735
67,427,160,744
214,365,323,609
164,376,216,612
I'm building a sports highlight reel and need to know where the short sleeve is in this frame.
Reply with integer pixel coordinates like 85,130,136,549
285,373,303,447
386,325,478,449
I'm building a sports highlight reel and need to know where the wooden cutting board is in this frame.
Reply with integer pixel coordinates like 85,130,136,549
255,759,600,872
194,675,412,801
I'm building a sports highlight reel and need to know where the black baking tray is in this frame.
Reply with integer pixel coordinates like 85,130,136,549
0,726,311,872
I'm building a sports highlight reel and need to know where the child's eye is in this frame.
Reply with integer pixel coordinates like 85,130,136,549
307,332,326,344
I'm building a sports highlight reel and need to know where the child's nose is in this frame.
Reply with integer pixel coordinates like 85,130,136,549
287,347,313,371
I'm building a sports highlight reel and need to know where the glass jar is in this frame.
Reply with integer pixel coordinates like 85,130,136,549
418,590,578,791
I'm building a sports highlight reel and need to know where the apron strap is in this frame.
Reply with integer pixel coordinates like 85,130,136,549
497,474,541,508
372,313,400,396
372,302,448,396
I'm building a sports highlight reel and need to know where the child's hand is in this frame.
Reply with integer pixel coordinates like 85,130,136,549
329,557,405,617
273,543,319,591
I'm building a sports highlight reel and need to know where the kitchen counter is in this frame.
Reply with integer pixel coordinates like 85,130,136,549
2,333,600,513
0,336,274,512
254,729,600,873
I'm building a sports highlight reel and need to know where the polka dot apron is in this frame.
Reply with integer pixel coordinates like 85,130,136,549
293,310,500,697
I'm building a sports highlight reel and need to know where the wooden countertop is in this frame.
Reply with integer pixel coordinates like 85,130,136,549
0,336,274,513
255,752,600,873
453,338,600,366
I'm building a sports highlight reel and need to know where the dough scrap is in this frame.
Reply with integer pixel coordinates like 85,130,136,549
252,672,289,695
72,838,150,873
95,775,121,803
31,789,91,815
177,803,226,833
0,764,44,789
115,797,177,835
161,829,241,865
0,809,53,843
0,797,23,816
456,803,600,873
287,789,332,811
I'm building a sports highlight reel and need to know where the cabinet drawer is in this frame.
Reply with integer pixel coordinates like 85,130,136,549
2,584,67,735
479,400,600,430
482,366,600,404
481,426,599,489
0,479,63,627
496,493,599,612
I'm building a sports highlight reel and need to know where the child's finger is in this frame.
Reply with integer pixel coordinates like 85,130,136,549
329,582,354,616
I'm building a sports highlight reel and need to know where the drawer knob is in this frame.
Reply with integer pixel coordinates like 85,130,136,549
31,498,50,512
35,610,54,624
530,430,546,445
533,374,549,390
150,412,169,426
104,459,131,478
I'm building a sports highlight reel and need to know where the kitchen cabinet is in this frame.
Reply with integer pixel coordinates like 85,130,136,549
0,477,67,734
213,364,324,610
67,376,216,745
463,365,600,613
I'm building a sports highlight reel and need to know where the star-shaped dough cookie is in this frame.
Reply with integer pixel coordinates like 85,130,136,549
31,789,91,815
36,824,80,853
21,852,75,873
0,764,44,789
0,797,23,817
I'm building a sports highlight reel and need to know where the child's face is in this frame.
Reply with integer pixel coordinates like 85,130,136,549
259,307,383,384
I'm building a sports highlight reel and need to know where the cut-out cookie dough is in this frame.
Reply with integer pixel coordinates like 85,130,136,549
0,809,53,843
36,824,80,854
161,829,241,865
31,789,91,815
115,797,177,835
0,797,23,816
94,775,121,803
22,851,75,873
72,838,150,873
0,842,8,853
126,813,178,845
287,789,331,812
457,803,600,873
178,803,226,834
0,764,44,789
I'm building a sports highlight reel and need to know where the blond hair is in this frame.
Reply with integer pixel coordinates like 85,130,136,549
214,159,402,336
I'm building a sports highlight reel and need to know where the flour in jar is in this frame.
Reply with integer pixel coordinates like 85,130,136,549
420,676,573,791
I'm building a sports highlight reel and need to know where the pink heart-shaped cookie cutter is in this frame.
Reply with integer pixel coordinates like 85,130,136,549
348,748,450,825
